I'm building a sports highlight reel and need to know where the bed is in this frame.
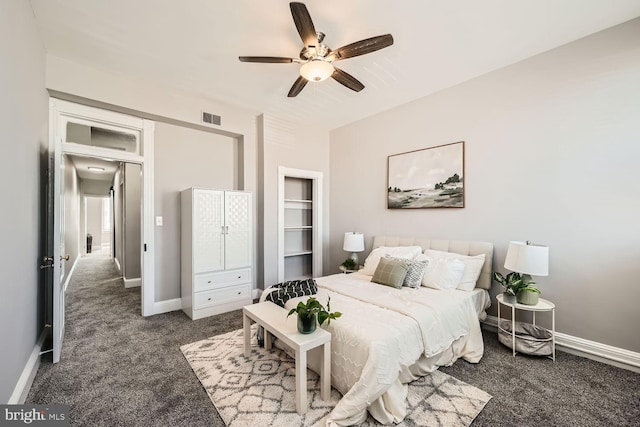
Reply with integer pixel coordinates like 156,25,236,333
263,236,493,426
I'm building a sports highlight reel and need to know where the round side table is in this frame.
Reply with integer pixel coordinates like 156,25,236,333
496,293,555,361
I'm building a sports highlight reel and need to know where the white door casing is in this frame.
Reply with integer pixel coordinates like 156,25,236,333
48,99,156,363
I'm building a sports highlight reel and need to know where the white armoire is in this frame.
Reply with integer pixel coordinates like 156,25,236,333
181,188,253,320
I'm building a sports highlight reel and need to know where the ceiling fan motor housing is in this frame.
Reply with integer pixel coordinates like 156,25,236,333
300,44,331,61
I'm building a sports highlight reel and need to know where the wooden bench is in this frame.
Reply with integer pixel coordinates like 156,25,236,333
242,301,331,415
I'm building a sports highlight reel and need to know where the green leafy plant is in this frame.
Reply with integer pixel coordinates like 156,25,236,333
493,271,541,296
341,258,357,270
287,296,342,326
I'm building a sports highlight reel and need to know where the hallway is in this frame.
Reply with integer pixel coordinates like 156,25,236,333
27,252,241,426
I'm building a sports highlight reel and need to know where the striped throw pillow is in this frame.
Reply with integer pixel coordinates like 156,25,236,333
386,256,429,288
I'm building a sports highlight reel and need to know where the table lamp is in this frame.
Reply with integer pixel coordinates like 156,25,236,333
343,232,365,264
504,240,549,304
505,241,549,279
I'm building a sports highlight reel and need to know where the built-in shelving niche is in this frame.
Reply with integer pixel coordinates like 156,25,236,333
278,167,323,282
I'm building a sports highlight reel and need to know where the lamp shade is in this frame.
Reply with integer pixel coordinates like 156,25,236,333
300,60,335,82
504,241,549,276
343,232,364,252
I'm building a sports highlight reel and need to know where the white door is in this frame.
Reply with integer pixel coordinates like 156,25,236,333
45,135,66,363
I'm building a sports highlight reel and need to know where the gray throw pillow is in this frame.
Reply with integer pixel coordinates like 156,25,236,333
371,257,409,289
386,256,429,288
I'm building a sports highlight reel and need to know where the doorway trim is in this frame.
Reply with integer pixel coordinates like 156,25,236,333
50,98,156,316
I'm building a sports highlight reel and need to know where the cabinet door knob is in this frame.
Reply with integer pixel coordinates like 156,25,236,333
208,281,212,283
208,298,212,301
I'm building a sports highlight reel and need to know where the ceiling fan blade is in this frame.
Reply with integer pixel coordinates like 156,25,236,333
239,56,294,63
330,34,394,61
288,76,308,97
331,67,365,92
290,2,318,47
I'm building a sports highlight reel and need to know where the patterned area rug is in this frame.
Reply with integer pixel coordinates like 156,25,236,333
181,327,491,427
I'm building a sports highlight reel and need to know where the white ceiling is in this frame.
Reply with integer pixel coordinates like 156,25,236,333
68,155,119,182
30,0,640,130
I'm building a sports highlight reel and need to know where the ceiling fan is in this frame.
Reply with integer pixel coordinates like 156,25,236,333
239,2,394,97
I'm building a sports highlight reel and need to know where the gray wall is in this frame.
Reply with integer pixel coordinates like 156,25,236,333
154,121,237,301
329,19,640,352
0,0,48,402
63,156,80,278
124,163,141,279
85,197,104,251
81,178,111,196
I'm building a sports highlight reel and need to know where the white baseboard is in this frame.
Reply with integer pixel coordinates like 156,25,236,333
63,254,81,292
123,277,141,288
483,315,640,373
8,330,47,404
114,257,121,274
153,298,182,315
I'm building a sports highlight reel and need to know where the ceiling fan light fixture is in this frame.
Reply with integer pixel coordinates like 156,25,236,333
300,60,334,82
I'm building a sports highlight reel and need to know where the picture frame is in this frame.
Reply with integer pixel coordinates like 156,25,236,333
387,141,465,209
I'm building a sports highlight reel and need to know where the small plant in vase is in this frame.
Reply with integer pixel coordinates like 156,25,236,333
493,271,541,305
341,258,357,271
287,297,342,334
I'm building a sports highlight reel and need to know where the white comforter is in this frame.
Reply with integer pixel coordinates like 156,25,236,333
282,273,486,426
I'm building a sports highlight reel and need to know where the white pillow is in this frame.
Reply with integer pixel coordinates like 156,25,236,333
361,246,423,275
424,250,486,291
421,256,465,290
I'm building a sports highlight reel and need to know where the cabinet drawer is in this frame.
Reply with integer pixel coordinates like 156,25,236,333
194,268,251,292
194,285,251,310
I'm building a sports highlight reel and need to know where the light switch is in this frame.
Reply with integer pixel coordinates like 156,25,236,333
155,216,163,226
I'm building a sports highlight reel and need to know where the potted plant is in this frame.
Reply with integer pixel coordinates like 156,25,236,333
493,271,541,305
340,258,358,271
287,297,342,334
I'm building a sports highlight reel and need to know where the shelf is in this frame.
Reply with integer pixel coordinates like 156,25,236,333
497,293,555,311
285,226,313,231
284,251,313,257
284,198,312,203
284,199,312,210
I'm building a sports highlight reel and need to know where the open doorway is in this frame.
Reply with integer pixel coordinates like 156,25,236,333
84,196,111,256
64,154,142,291
48,98,154,363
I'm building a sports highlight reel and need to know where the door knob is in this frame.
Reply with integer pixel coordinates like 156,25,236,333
61,255,70,261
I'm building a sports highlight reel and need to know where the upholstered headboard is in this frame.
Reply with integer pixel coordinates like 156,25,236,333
371,236,494,290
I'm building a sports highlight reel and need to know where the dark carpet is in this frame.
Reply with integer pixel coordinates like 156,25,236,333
27,252,640,426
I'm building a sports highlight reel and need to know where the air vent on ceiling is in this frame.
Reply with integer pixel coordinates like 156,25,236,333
202,111,221,126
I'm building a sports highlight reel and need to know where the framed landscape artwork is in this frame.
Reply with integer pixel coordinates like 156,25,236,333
387,141,465,209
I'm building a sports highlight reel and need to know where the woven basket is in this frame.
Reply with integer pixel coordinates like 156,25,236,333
498,320,553,356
